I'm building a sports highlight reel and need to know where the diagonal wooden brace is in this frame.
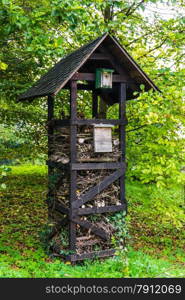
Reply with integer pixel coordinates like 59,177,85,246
72,217,109,241
72,168,125,209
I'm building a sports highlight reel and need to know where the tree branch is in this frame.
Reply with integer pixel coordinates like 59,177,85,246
126,0,146,16
113,0,146,18
137,38,168,59
127,123,163,133
126,124,147,132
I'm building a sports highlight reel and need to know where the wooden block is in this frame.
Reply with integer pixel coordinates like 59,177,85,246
93,124,113,153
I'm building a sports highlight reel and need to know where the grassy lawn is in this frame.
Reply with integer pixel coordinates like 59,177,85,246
0,165,184,278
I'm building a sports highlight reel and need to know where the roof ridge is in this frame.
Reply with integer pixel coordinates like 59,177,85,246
63,32,108,59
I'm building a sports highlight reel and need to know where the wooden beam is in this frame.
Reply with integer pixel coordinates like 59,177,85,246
63,83,93,91
65,249,115,262
119,83,126,158
72,119,127,125
49,119,127,127
47,95,54,206
89,53,110,60
72,72,126,83
119,83,127,209
47,95,54,122
72,217,109,240
77,84,93,90
47,95,54,157
72,168,125,209
92,90,98,118
77,157,118,163
71,162,125,170
69,80,77,251
77,204,125,216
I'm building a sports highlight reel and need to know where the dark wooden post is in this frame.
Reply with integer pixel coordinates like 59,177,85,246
119,83,127,210
69,80,77,251
92,90,98,118
47,95,54,206
99,96,107,119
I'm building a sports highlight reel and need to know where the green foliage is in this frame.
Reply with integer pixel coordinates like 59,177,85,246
108,211,129,249
0,165,184,278
0,0,185,278
0,0,184,186
126,180,185,250
126,86,185,186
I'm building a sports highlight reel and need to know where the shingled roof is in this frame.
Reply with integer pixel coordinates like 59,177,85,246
18,33,159,101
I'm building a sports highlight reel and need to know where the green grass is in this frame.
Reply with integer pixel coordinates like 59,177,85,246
0,165,184,278
0,248,184,278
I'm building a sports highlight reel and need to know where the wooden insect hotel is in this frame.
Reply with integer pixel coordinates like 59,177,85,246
18,33,159,262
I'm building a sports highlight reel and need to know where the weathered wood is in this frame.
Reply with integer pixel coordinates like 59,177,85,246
72,119,126,125
49,119,127,127
98,96,107,118
92,90,98,118
69,80,77,251
94,125,113,153
89,53,110,60
76,239,99,247
72,168,125,209
71,162,125,170
66,249,115,262
72,72,126,82
77,157,118,162
48,161,125,169
47,95,54,205
63,83,94,91
47,95,54,156
119,83,126,208
72,217,109,240
119,83,126,161
78,204,125,215
46,41,128,262
48,96,54,122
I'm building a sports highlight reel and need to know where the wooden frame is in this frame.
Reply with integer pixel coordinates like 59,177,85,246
47,95,54,207
47,48,127,263
69,80,77,252
17,33,160,263
49,119,127,127
72,72,126,82
119,83,127,210
72,168,125,209
65,249,115,262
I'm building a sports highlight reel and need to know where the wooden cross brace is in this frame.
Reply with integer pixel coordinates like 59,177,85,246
72,168,125,209
54,169,126,242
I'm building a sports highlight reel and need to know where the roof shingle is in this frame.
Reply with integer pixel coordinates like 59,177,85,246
18,34,106,100
18,33,160,101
